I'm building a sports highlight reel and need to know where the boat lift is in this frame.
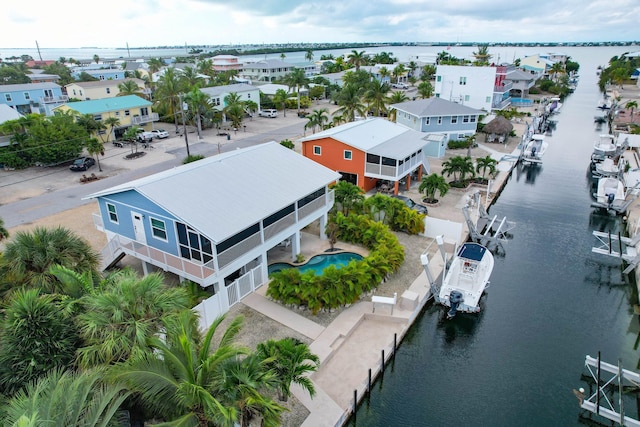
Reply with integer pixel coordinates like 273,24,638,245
462,192,515,250
575,353,640,427
590,182,640,215
591,230,640,274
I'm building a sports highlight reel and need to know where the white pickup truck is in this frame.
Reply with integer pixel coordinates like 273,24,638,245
136,129,154,142
391,82,409,90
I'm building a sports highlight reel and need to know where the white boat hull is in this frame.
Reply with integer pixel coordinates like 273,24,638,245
436,243,494,318
522,135,548,164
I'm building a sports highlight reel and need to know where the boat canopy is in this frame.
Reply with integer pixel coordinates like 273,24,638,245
457,243,487,262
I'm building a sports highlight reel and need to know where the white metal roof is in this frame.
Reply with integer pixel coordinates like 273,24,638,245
86,142,340,242
299,118,432,158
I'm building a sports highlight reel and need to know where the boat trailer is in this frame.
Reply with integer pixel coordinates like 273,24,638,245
462,191,515,250
575,353,640,427
591,230,640,274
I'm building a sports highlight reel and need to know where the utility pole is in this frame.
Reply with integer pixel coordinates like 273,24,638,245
179,94,190,157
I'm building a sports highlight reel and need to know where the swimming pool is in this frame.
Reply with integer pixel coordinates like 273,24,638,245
511,97,534,106
268,252,363,275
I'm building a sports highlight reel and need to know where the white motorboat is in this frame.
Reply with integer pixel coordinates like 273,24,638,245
436,242,494,319
521,134,548,164
593,177,626,211
591,134,618,163
592,158,620,178
546,97,562,114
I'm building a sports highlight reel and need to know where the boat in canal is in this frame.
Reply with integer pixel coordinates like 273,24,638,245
592,157,620,178
591,134,622,164
592,176,626,213
435,242,494,319
521,134,548,165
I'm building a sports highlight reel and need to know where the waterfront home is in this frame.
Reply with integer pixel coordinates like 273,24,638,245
390,97,482,147
299,118,433,195
65,78,148,101
241,59,294,82
27,70,61,84
519,54,554,79
85,142,340,321
504,69,537,98
292,61,320,77
434,64,512,112
70,63,126,81
211,55,243,72
0,82,67,116
199,83,260,112
53,95,157,141
321,65,393,88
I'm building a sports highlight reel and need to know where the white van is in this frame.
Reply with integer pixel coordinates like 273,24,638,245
259,109,278,118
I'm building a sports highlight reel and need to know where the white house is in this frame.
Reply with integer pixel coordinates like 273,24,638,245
435,65,512,112
199,83,260,111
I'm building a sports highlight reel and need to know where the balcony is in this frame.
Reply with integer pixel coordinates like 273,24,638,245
132,113,159,125
40,95,68,104
492,97,512,111
494,81,513,93
365,156,423,180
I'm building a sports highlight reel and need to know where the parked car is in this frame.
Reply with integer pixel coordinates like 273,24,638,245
391,82,409,90
152,129,169,139
69,157,96,172
258,109,278,118
136,128,154,142
390,194,428,214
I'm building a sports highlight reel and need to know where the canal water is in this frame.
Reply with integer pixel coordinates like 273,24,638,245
350,50,640,425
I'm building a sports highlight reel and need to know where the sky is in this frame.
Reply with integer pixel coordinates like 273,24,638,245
2,0,639,49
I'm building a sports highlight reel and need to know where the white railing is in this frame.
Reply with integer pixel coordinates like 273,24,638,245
217,232,261,269
225,264,265,309
298,196,326,220
40,95,68,103
92,212,104,231
263,212,296,241
106,234,216,281
131,113,159,124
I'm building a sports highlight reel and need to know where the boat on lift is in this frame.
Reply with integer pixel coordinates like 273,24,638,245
592,157,620,178
591,134,619,163
592,176,626,213
435,242,494,319
521,134,548,165
546,97,562,114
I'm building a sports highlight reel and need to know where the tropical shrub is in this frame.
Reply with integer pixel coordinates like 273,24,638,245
267,213,404,313
182,154,205,164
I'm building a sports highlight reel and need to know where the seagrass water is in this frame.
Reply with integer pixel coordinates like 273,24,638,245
348,47,639,426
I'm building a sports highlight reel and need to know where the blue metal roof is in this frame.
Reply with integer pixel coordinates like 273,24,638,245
62,95,151,115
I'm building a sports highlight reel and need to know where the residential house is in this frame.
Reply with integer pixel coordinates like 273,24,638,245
292,61,320,77
70,63,126,80
199,83,260,112
320,65,392,88
24,60,56,68
0,104,23,147
504,68,537,98
434,64,512,112
27,70,61,84
241,59,294,82
85,142,340,320
0,82,67,116
53,95,157,141
65,78,148,101
299,118,432,195
519,54,554,79
211,55,243,72
390,97,482,149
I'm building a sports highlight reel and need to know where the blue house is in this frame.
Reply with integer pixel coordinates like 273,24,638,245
86,142,340,321
0,82,68,116
391,97,482,146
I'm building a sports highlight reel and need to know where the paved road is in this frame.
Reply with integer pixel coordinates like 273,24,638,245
0,120,308,229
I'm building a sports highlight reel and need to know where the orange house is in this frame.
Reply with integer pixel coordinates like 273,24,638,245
300,118,431,195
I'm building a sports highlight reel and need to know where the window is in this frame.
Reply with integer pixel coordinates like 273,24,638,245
4,94,11,102
486,96,491,103
93,114,102,121
73,89,77,96
106,203,118,223
150,217,167,240
106,88,111,94
425,117,430,125
463,115,470,123
79,90,83,97
465,95,470,102
436,76,442,82
451,116,458,124
24,92,30,100
437,116,442,125
459,76,467,85
313,146,321,155
124,110,130,116
458,133,465,139
115,111,120,116
470,116,476,123
344,150,352,160
177,223,213,264
435,93,440,98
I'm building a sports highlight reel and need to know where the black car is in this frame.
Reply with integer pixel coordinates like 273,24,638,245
69,157,96,171
391,194,428,214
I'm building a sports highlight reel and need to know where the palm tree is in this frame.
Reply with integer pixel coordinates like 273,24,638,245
387,91,409,121
347,50,366,71
224,92,246,129
333,83,367,122
146,57,165,76
364,79,390,117
155,67,185,133
103,116,120,142
626,100,638,122
305,49,314,63
273,88,289,117
181,66,204,88
245,99,258,119
280,53,286,61
1,226,99,292
550,62,565,82
85,137,104,171
186,86,211,139
378,66,390,82
196,59,214,77
421,64,436,81
2,368,130,427
472,44,492,64
117,79,143,96
331,180,365,215
0,289,80,395
212,353,285,427
464,134,476,157
305,108,329,134
284,68,310,112
407,61,418,78
392,63,407,83
256,337,320,402
418,174,450,203
76,270,190,368
441,155,475,183
112,311,248,426
93,54,100,64
476,155,498,180
417,81,434,99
